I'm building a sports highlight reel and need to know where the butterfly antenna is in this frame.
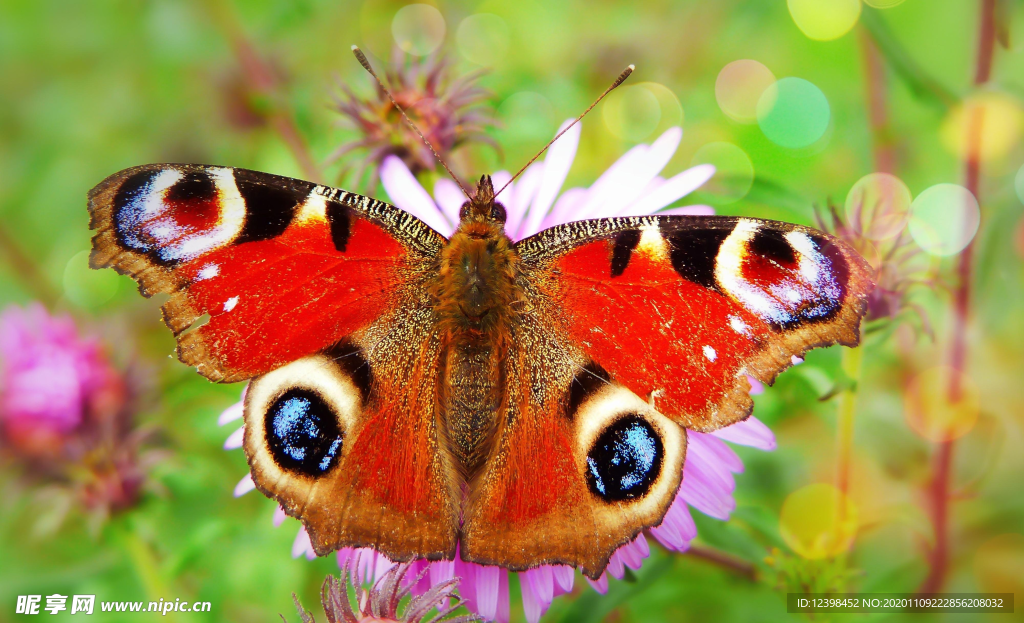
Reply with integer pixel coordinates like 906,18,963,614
351,45,472,199
494,64,634,199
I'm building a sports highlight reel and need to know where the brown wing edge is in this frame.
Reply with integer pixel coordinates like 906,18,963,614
88,166,223,380
685,232,874,432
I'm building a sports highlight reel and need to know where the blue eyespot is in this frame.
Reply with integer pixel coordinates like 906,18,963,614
586,415,663,501
265,389,344,476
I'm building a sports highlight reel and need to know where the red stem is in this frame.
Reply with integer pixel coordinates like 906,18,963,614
212,2,323,184
919,0,996,594
860,29,895,173
0,221,61,307
684,545,757,581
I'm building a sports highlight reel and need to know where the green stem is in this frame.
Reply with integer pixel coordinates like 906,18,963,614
114,523,182,623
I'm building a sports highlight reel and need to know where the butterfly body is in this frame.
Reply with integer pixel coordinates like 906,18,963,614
89,164,874,578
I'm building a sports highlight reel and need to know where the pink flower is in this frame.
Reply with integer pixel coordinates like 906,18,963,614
0,303,124,458
222,122,777,621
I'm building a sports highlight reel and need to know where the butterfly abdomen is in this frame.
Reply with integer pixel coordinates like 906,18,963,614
441,343,501,476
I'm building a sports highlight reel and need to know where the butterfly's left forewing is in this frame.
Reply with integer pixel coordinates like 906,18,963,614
89,164,445,382
89,164,460,561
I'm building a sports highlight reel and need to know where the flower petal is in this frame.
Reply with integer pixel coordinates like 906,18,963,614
606,127,682,216
623,164,715,215
552,565,574,594
373,550,396,581
572,144,649,219
585,573,609,594
475,565,501,620
605,550,625,579
223,425,244,450
217,401,243,426
711,415,777,450
519,119,580,237
509,163,545,239
520,572,543,623
433,178,466,228
523,566,554,609
540,187,587,230
292,526,311,559
233,473,255,497
689,431,745,473
429,558,455,586
380,156,451,236
496,570,510,623
273,505,287,527
650,496,697,552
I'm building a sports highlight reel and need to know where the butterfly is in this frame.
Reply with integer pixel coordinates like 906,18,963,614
88,160,873,579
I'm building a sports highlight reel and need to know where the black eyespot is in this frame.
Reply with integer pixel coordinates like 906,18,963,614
586,415,663,502
490,202,507,223
265,388,344,477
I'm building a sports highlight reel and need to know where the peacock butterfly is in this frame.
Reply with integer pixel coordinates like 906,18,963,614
87,58,873,580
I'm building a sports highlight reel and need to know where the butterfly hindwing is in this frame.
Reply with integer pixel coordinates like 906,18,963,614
243,304,461,561
89,164,445,382
515,215,873,432
460,312,687,579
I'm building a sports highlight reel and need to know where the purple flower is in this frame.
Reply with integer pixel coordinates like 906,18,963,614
289,560,480,623
332,49,497,189
0,303,124,458
222,122,777,621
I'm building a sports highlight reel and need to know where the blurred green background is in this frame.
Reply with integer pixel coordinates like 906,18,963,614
2,0,1023,621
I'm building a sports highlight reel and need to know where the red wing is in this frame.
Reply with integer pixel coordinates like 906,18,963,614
88,164,445,382
514,216,874,431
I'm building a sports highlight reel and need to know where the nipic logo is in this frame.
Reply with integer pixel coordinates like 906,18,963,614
15,594,95,615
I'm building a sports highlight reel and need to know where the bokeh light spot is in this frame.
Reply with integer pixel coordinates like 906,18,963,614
392,4,446,56
865,0,906,7
716,60,776,124
780,483,858,559
456,13,509,66
638,82,684,136
974,534,1024,596
940,92,1024,163
844,173,912,241
908,183,980,256
757,77,830,149
904,366,980,443
498,91,555,143
64,250,119,308
691,142,754,204
787,0,861,41
603,85,661,142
